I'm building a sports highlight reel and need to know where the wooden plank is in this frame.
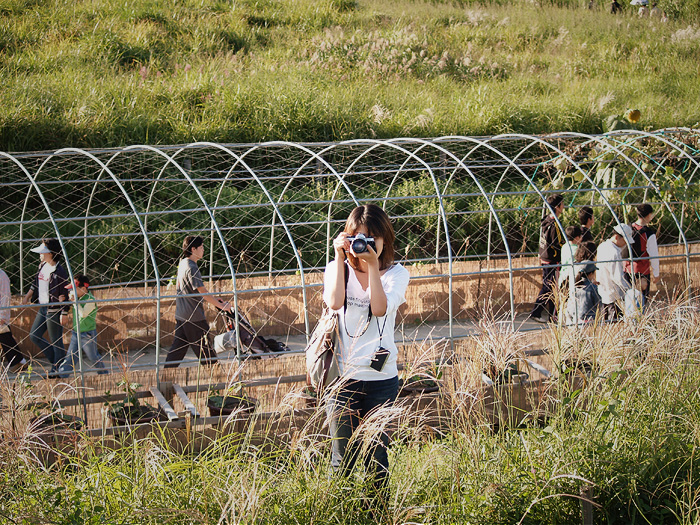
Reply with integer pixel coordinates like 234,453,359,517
149,386,179,421
180,375,307,394
524,359,552,378
25,389,154,409
173,383,199,418
83,409,291,437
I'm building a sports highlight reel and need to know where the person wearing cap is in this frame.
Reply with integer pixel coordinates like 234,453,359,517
596,224,634,321
529,194,565,324
566,260,601,326
59,275,107,376
164,235,231,368
23,238,69,375
0,266,28,372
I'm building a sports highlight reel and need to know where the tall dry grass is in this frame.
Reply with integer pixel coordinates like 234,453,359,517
3,296,700,523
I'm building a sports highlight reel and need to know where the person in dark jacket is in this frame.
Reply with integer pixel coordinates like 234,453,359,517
23,238,70,376
578,206,597,250
529,194,565,323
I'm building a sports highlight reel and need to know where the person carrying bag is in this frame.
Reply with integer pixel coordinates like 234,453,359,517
317,204,409,518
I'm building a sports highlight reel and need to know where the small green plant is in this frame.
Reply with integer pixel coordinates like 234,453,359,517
401,362,444,393
106,380,160,425
207,382,256,416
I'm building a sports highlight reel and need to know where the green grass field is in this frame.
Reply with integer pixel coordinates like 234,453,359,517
1,0,699,151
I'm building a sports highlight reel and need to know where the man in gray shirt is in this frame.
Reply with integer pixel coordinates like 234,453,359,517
165,236,231,368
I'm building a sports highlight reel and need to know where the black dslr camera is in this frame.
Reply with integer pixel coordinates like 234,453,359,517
347,233,376,254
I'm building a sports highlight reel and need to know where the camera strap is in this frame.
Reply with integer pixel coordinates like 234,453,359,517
374,265,394,348
343,262,372,339
376,315,388,349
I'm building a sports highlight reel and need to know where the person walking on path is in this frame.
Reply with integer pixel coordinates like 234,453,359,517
23,239,69,376
529,194,565,323
164,235,231,368
566,261,601,326
559,225,583,297
597,224,634,321
323,204,410,517
59,275,108,375
622,203,660,305
0,267,28,372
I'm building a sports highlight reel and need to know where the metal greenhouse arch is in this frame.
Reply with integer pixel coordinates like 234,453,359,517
0,128,699,389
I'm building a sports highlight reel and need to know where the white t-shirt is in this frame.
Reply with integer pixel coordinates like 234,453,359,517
624,288,644,320
596,239,629,304
323,261,409,381
558,241,578,291
37,263,56,304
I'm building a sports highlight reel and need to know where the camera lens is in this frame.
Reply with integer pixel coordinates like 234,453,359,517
351,238,368,253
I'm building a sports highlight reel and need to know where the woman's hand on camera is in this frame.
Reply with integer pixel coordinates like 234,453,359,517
353,244,379,268
333,232,350,259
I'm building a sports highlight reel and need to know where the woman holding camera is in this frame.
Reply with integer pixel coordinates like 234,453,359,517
323,204,410,513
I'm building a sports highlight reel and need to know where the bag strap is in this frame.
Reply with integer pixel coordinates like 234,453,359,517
342,261,372,320
343,261,349,310
342,262,373,339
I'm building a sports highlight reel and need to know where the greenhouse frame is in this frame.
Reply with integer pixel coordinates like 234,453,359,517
1,128,699,388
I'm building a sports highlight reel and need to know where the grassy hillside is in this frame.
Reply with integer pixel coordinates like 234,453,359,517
1,0,699,151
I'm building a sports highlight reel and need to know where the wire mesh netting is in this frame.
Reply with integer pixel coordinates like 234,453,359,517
1,128,699,384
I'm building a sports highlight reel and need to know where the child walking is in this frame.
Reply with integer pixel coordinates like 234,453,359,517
558,225,583,295
59,275,107,375
566,261,601,326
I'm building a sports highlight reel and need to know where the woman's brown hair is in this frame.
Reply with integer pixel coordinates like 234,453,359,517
182,235,203,258
343,204,395,271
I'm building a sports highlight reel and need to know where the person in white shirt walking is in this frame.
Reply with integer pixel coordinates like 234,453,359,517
559,225,583,297
24,238,70,377
596,224,634,321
